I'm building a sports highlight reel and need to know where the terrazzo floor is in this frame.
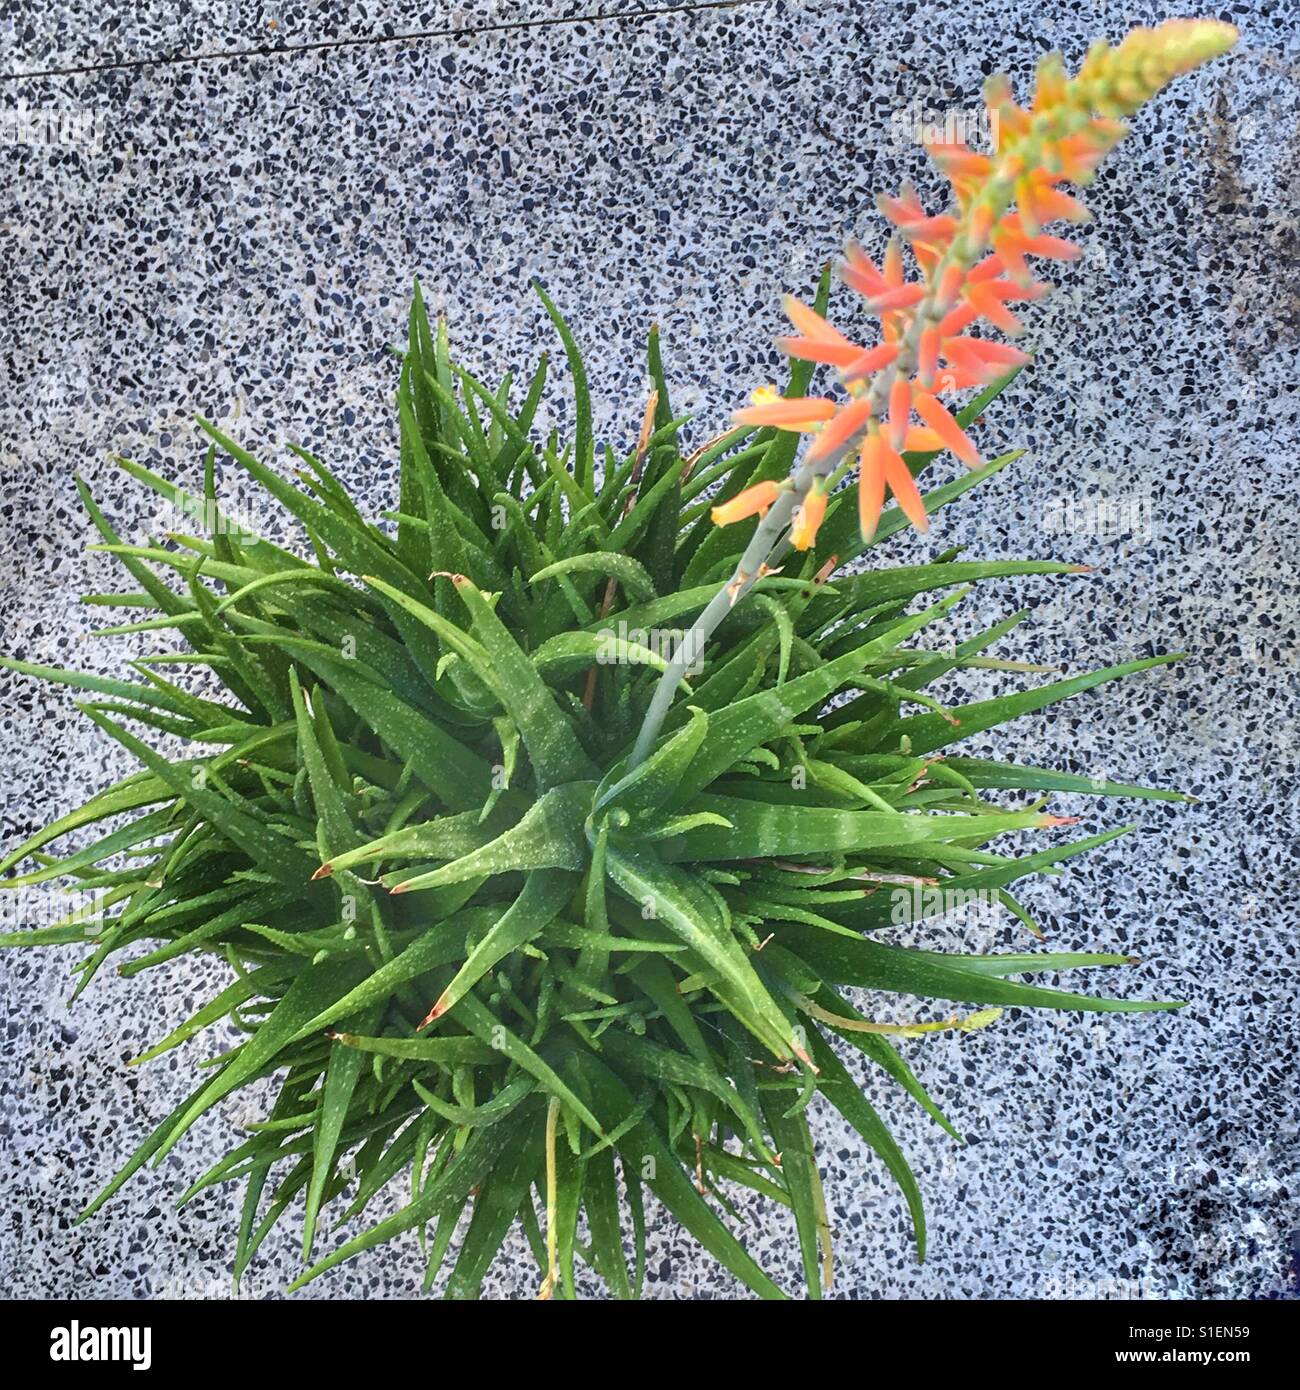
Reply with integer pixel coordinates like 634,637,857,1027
1,1,1297,1300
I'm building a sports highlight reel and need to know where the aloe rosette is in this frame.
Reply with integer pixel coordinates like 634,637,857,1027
0,21,1235,1299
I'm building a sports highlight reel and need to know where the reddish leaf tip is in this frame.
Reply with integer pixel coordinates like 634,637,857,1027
418,996,449,1030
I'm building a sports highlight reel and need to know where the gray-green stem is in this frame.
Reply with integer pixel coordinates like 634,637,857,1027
628,109,1086,771
629,486,802,769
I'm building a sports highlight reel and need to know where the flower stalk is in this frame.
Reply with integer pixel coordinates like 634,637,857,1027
629,18,1236,772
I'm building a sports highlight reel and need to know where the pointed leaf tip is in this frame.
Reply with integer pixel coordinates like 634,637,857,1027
417,997,447,1031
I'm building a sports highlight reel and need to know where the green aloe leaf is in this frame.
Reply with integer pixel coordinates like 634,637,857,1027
941,755,1189,801
152,956,370,1164
531,553,658,602
604,845,797,1061
659,798,1058,862
596,706,709,818
780,933,1182,1014
424,868,574,1021
668,593,967,804
390,785,590,894
872,655,1183,755
566,1051,787,1300
77,707,317,889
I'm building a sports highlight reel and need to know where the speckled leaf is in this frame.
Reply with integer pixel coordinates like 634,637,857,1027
604,844,795,1060
391,784,589,894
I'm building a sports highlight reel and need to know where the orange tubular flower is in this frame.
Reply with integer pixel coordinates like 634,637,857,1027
912,389,981,468
842,341,899,383
775,297,864,368
1015,172,1091,237
937,265,1050,338
925,140,993,203
859,431,932,541
887,377,912,450
733,391,837,430
877,187,956,276
711,480,784,526
806,394,875,465
858,435,887,540
903,426,945,453
881,443,929,531
930,362,990,393
841,241,924,322
790,488,827,551
942,336,1031,380
990,213,1082,283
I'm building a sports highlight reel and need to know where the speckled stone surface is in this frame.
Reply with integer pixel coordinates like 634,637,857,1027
2,0,1297,1300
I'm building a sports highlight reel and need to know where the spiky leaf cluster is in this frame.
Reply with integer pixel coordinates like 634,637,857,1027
0,282,1187,1300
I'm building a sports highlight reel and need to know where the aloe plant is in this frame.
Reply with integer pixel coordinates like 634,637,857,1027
0,21,1235,1299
